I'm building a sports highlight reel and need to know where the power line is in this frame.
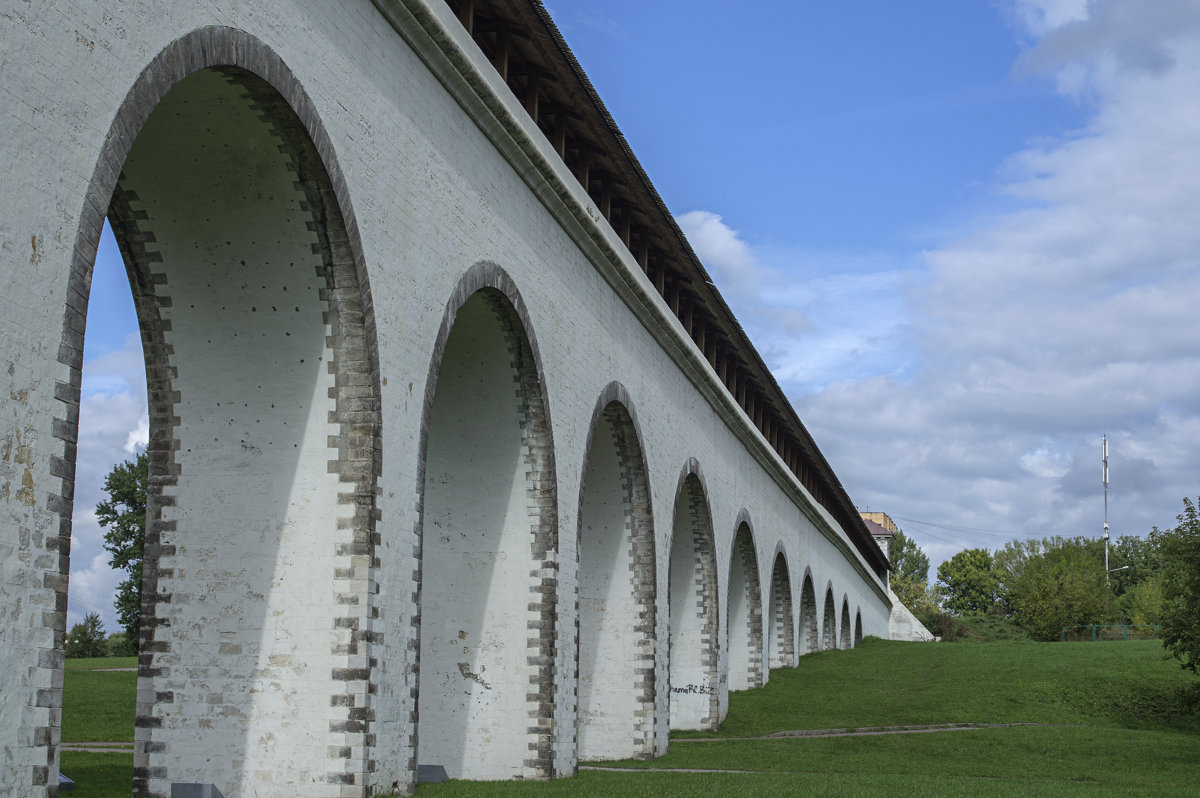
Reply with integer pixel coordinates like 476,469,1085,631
890,515,1025,544
892,521,975,547
66,590,113,621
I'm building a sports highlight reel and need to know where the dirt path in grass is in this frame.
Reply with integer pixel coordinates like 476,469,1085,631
582,723,1058,775
669,721,1053,742
61,742,135,753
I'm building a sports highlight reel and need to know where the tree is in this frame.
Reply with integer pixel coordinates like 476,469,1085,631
890,530,930,583
888,530,936,624
96,452,147,650
1007,539,1111,641
65,612,107,658
1120,574,1164,626
891,570,940,628
1158,497,1200,674
106,630,138,658
993,538,1039,615
936,548,1000,615
1108,533,1163,598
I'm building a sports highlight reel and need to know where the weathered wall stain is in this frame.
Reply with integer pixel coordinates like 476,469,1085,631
2,428,37,506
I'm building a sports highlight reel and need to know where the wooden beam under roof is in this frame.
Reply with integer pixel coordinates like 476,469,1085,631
446,0,890,577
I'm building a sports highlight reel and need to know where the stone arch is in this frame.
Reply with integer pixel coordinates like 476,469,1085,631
854,608,864,646
840,596,853,649
575,384,656,761
44,27,381,797
727,516,764,691
799,569,819,655
414,265,559,780
667,460,720,730
822,583,838,650
767,546,795,669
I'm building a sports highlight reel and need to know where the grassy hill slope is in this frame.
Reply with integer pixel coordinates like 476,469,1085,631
61,639,1200,796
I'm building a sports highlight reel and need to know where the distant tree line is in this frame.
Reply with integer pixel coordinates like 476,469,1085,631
891,497,1200,674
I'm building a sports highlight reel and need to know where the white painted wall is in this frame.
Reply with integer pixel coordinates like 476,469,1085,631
767,553,796,669
726,527,760,692
418,295,537,780
666,478,719,732
0,1,894,795
577,413,642,761
889,589,937,642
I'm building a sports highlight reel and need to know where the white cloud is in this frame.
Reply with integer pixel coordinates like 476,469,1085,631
68,332,148,632
1017,0,1200,79
125,415,149,455
695,4,1200,574
1008,0,1088,39
66,550,123,631
1020,443,1074,479
676,210,763,291
678,211,913,392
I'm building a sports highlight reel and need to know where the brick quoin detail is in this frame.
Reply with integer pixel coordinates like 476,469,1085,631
823,586,838,651
481,291,558,776
769,551,794,669
606,405,657,757
105,182,179,797
800,572,819,655
573,386,657,761
730,520,763,690
413,264,559,784
229,70,384,793
45,27,382,798
673,465,720,729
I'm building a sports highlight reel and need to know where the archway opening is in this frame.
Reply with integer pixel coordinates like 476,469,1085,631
800,573,819,655
726,524,763,692
667,473,719,731
417,289,557,780
822,587,838,650
60,219,145,787
841,600,853,649
854,610,864,646
66,63,380,797
768,554,794,669
576,401,655,761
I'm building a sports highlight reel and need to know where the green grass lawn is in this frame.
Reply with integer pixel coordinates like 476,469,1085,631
59,657,136,797
673,637,1200,738
59,752,133,798
60,640,1200,797
423,638,1200,797
63,656,137,742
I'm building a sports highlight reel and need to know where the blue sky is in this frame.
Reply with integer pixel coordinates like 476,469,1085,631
550,1,1085,253
70,1,1200,628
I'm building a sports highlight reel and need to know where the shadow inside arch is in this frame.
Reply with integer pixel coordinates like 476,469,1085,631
414,281,559,780
667,465,720,731
576,392,657,761
53,26,382,796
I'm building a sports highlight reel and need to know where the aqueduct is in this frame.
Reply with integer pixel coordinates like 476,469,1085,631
0,1,894,795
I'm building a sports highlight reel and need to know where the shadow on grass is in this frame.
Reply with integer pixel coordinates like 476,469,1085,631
59,752,131,798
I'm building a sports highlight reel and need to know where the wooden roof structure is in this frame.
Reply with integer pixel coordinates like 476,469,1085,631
445,0,890,576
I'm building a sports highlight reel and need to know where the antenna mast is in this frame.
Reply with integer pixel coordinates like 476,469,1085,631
1102,435,1110,580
